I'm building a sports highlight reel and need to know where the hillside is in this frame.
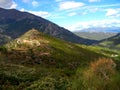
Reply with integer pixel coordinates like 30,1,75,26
4,29,103,66
99,33,120,50
0,8,97,45
74,32,117,40
0,29,120,89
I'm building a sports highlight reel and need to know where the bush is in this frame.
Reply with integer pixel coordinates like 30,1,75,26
72,58,120,90
0,46,7,54
84,58,116,80
25,76,71,90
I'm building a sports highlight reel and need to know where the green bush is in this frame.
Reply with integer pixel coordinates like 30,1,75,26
0,46,7,53
25,76,70,90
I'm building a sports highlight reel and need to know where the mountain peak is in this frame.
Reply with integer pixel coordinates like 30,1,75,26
21,28,42,39
19,29,46,42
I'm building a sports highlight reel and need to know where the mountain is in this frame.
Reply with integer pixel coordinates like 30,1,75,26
74,32,117,40
99,33,120,50
0,7,97,45
0,29,119,89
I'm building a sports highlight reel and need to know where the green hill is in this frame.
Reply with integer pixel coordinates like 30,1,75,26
0,29,120,90
99,33,120,50
4,29,103,67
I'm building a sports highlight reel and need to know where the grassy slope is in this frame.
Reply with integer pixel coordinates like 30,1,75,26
0,29,120,89
99,33,120,50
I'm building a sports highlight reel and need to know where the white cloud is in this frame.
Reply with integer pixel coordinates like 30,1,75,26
20,8,51,18
89,0,100,2
0,0,17,9
20,8,25,12
65,19,120,31
32,0,39,7
106,9,118,16
68,12,77,16
59,1,85,10
28,10,50,18
106,9,120,18
10,1,17,9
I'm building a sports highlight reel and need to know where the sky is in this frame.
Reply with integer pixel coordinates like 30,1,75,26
0,0,120,32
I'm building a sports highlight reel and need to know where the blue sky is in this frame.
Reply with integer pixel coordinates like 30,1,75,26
0,0,120,31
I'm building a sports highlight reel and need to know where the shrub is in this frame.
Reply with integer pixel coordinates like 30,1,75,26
72,58,120,90
84,58,116,80
25,76,70,90
0,46,7,54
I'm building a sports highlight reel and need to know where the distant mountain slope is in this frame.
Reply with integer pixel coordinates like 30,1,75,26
77,27,120,33
0,8,97,45
99,33,120,50
74,32,117,40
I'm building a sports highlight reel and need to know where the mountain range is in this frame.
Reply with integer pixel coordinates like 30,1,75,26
74,32,117,40
0,7,97,45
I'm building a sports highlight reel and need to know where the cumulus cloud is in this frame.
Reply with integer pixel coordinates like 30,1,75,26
59,1,85,10
10,1,17,9
20,9,51,18
0,0,17,9
66,19,120,31
106,8,120,17
29,11,50,18
20,8,25,12
32,0,39,7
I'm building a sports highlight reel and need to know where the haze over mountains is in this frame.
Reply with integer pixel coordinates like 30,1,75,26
74,32,117,40
73,26,120,40
0,7,97,45
76,27,120,33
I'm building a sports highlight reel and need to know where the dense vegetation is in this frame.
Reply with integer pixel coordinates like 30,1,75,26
0,29,120,89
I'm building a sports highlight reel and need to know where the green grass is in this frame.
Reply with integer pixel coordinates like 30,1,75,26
0,29,120,90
